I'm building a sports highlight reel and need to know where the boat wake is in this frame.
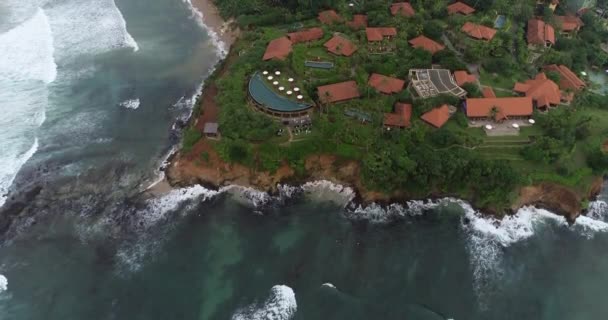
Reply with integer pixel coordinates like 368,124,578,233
232,285,297,320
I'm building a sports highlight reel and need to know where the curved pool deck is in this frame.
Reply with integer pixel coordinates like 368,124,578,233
248,72,313,113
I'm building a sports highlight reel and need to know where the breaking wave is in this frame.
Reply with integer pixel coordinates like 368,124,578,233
0,7,56,83
232,285,297,320
119,98,140,110
45,0,139,62
0,7,54,209
181,0,228,58
114,185,221,273
0,274,7,292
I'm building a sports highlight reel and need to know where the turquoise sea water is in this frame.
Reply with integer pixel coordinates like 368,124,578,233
2,1,608,319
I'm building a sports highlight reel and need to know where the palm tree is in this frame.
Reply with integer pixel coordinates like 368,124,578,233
488,105,499,122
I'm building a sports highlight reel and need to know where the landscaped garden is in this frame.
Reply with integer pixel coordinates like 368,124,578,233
180,0,608,210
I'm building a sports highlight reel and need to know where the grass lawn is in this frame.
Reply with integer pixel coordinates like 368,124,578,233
479,69,528,90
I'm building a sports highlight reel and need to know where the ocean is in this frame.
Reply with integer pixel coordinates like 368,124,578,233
1,1,608,320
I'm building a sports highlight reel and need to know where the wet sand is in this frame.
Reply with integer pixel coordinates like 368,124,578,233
191,0,239,47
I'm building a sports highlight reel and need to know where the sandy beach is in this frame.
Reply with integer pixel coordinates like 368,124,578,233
191,0,239,48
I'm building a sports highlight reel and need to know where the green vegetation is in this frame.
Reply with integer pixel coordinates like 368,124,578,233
181,0,608,210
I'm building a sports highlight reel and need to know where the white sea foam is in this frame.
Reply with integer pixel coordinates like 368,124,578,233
587,200,608,221
45,0,138,62
181,0,228,58
119,98,140,110
225,186,272,208
0,8,53,205
0,7,56,83
137,185,220,230
232,285,297,320
0,139,39,208
301,180,356,206
346,198,448,222
114,185,222,273
321,283,336,289
0,274,7,292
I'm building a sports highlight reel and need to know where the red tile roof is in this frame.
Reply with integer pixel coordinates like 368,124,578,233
482,87,496,98
461,22,497,41
384,102,412,128
391,2,415,17
466,97,533,121
318,10,342,25
366,27,397,42
324,35,358,56
527,19,555,46
454,70,477,86
447,2,475,15
543,64,586,91
556,15,584,32
368,73,406,94
513,73,561,108
287,28,324,44
317,81,361,103
263,37,293,61
408,35,445,54
347,14,368,29
421,104,451,128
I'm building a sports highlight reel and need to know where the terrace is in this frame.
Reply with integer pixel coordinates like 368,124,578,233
248,71,313,118
409,69,467,98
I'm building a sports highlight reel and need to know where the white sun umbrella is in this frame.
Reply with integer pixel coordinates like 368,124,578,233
273,81,279,85
275,71,281,75
528,119,536,124
288,78,294,82
297,95,303,100
294,87,300,92
279,86,285,91
287,90,293,95
268,76,273,80
512,123,519,129
262,71,269,75
485,125,493,130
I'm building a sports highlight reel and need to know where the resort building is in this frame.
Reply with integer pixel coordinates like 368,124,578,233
408,35,445,55
447,2,475,15
318,10,342,25
543,64,586,91
465,97,533,121
203,122,220,139
390,2,415,17
368,73,406,94
513,73,562,108
408,69,467,98
453,70,477,87
317,81,361,104
527,19,555,48
482,87,496,98
366,27,397,42
347,14,368,29
287,28,324,44
556,15,584,34
421,104,451,128
263,37,293,61
461,22,497,41
383,102,412,129
324,35,358,57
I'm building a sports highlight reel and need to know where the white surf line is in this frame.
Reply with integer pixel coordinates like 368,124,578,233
181,0,228,58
